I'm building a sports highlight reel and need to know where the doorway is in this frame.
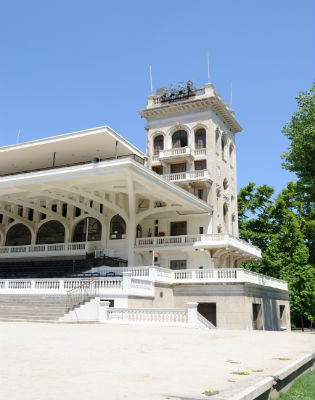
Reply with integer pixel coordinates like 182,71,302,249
197,303,216,327
170,221,187,236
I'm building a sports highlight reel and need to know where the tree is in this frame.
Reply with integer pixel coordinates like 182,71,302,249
238,85,315,329
281,85,315,199
238,182,315,328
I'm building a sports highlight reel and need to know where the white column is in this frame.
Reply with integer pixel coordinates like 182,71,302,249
127,175,136,266
99,299,110,323
122,271,132,291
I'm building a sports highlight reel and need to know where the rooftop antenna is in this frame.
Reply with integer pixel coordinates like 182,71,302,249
230,81,233,108
149,65,153,95
207,50,210,83
17,128,21,143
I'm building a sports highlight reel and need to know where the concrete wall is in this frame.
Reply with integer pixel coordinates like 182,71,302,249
129,282,290,331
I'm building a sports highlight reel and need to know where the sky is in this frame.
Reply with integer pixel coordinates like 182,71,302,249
0,0,314,195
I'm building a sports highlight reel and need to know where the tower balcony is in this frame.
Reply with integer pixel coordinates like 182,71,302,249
153,147,194,163
162,169,212,184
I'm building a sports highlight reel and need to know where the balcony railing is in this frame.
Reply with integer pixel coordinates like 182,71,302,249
194,148,207,156
0,241,102,258
89,266,288,291
135,233,261,259
163,169,211,183
159,146,192,159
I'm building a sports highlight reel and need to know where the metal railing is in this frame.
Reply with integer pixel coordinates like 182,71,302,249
66,278,98,312
0,154,144,178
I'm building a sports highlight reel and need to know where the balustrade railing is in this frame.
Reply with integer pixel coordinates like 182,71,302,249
106,308,188,325
135,233,261,258
159,147,192,159
162,169,210,182
0,241,103,258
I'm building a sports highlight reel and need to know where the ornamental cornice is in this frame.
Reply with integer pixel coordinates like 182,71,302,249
139,96,242,133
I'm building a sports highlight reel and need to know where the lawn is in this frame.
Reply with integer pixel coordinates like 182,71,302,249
279,369,314,400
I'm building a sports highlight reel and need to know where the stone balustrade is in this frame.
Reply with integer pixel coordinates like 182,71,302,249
99,266,288,291
0,241,103,258
0,274,154,297
135,233,261,259
106,307,188,325
162,169,211,183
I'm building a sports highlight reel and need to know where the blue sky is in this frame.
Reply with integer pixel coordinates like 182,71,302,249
0,1,314,195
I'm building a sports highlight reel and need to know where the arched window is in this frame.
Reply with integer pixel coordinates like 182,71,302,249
73,217,102,242
172,130,188,148
195,129,206,149
36,221,65,244
223,178,229,190
110,215,126,240
223,203,228,228
221,136,227,160
5,224,31,246
215,128,220,153
153,135,164,155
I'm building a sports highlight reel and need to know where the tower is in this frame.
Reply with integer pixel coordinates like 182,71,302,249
139,81,241,237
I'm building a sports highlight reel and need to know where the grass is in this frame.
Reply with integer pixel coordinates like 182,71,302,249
279,369,315,400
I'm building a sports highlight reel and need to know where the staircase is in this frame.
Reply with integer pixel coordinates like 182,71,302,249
0,295,84,322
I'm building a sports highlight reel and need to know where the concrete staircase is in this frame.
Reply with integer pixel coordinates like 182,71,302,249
0,295,72,322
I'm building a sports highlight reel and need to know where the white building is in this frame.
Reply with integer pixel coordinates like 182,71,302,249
0,81,290,330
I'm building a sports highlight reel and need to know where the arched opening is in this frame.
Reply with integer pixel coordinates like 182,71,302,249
172,130,188,148
215,128,220,152
73,217,102,242
223,178,229,190
136,224,142,238
195,129,206,149
221,136,227,160
153,135,164,155
223,203,228,231
110,215,126,240
5,224,31,246
36,221,65,244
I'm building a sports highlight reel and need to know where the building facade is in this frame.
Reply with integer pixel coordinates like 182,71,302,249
0,81,290,330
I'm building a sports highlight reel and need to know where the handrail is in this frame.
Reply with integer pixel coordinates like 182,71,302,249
66,278,98,312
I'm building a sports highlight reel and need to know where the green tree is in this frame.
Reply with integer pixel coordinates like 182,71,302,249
281,85,315,199
238,183,315,328
238,85,315,328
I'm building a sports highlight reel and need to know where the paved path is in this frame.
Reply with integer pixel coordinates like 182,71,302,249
0,322,313,400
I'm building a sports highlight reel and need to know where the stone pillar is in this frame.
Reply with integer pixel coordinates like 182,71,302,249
99,299,110,323
187,302,198,326
122,271,132,291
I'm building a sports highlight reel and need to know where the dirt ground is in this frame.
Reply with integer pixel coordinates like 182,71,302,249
0,322,314,400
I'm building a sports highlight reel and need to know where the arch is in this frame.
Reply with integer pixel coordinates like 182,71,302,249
5,223,31,246
110,214,126,240
223,178,229,191
153,135,164,155
195,128,206,149
221,135,227,160
36,220,65,244
72,217,102,242
172,130,188,148
215,128,220,153
223,203,229,230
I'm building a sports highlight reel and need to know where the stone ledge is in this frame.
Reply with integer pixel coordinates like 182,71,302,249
164,351,315,400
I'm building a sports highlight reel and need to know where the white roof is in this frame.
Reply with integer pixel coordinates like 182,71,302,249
0,126,144,176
